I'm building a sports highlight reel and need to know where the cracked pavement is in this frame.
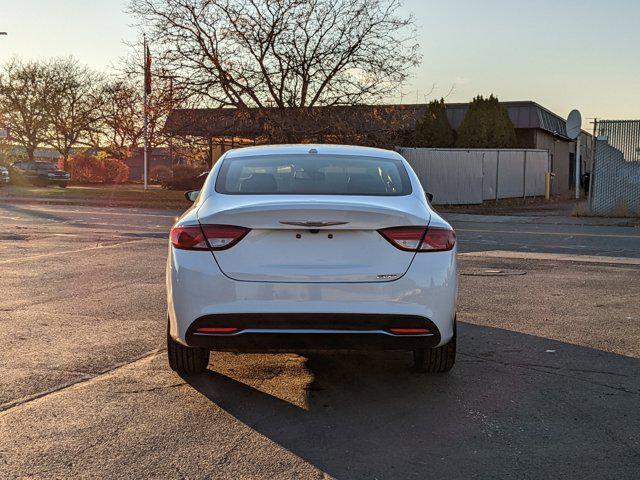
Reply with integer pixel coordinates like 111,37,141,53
0,202,639,479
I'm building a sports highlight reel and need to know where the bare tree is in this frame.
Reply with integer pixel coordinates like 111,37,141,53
92,68,185,160
128,0,420,109
146,73,184,150
0,59,52,161
90,79,144,160
46,57,104,169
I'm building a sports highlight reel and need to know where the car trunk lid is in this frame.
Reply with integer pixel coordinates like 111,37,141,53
197,196,430,283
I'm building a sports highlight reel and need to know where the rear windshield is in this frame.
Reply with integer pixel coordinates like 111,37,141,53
215,155,412,196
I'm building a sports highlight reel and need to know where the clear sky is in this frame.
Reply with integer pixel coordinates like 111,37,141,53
1,0,639,126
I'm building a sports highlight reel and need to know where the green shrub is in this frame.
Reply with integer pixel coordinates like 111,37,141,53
456,95,518,148
414,99,455,147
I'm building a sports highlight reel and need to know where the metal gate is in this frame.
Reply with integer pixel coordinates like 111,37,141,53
589,120,640,217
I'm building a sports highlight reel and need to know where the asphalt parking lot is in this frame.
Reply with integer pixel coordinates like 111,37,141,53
1,202,639,479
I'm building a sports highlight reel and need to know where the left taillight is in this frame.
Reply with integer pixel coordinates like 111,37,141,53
170,225,250,251
170,225,209,250
379,226,456,252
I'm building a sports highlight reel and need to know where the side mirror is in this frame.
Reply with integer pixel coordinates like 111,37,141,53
184,190,200,203
425,192,434,203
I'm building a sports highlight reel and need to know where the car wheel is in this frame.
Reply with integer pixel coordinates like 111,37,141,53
413,321,456,373
59,183,67,188
167,328,209,374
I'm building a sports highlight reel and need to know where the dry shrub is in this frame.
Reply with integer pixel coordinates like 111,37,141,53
162,165,206,190
150,165,173,184
68,152,129,184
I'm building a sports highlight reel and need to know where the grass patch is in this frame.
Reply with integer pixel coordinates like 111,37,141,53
572,201,592,217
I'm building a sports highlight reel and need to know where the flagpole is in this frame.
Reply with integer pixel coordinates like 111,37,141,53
143,33,148,190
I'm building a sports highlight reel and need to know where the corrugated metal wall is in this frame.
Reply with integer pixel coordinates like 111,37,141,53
397,148,550,205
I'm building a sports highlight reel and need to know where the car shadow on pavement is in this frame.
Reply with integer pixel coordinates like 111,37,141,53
0,202,72,222
183,322,640,480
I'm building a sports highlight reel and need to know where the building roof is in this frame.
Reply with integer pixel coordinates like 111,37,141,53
163,101,577,140
444,101,573,138
5,146,64,159
163,104,424,139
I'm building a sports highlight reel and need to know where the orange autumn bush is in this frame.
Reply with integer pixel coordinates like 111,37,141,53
67,152,129,184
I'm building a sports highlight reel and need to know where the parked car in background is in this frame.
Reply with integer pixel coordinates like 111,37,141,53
9,161,70,187
0,166,9,186
167,144,457,375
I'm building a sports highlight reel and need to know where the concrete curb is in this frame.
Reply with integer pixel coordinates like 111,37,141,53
444,213,640,228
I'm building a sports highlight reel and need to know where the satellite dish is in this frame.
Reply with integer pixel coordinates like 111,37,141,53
566,109,582,140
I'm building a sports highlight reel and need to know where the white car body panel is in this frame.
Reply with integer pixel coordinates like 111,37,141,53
167,144,457,349
168,248,456,345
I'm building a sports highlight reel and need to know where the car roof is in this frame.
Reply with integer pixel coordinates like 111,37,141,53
224,144,402,160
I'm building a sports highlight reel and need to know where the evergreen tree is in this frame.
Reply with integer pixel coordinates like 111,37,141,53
413,99,455,147
456,94,518,148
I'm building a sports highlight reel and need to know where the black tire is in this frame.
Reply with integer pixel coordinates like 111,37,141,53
58,183,67,188
413,323,456,373
167,329,209,374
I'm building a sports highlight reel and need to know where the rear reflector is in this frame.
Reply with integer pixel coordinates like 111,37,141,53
201,225,250,250
378,226,425,251
379,226,455,252
196,327,239,334
170,224,250,251
389,328,431,335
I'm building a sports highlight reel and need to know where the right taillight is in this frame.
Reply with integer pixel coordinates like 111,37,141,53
170,224,250,250
420,226,456,251
379,226,455,252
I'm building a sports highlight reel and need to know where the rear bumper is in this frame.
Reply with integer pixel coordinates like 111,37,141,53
167,247,457,349
185,313,441,351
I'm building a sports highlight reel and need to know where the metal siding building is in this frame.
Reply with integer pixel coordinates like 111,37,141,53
444,101,593,195
164,101,592,194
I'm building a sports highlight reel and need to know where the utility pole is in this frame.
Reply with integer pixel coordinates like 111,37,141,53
0,33,8,142
143,34,150,190
168,76,173,169
575,134,581,199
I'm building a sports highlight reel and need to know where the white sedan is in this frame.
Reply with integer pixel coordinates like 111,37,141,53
167,144,457,373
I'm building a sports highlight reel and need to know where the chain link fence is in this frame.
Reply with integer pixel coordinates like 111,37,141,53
589,120,640,217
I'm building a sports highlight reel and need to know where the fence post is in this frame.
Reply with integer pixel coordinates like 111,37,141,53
495,150,500,202
523,150,527,199
588,119,598,212
481,152,485,203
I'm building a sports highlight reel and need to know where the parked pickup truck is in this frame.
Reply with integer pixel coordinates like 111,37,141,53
9,161,70,187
